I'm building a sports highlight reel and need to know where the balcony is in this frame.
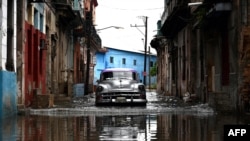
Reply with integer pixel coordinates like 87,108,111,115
160,1,190,39
192,1,232,29
72,0,84,12
206,2,232,18
52,0,75,20
72,0,84,29
161,0,232,35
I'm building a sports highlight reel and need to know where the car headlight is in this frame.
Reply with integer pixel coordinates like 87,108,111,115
96,86,104,92
138,85,145,91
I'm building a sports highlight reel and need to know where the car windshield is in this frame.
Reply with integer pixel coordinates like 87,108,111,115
102,71,136,80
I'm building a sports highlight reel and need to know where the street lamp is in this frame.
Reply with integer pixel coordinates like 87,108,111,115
96,26,124,32
188,2,203,6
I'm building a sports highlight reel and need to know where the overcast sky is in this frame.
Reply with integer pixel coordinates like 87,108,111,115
95,0,164,54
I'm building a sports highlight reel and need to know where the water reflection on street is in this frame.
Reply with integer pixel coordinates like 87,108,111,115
10,113,249,141
1,91,250,141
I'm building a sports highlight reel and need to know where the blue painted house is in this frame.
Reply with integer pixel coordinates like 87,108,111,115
94,46,157,87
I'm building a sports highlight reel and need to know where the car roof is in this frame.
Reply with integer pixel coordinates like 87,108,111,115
102,68,137,73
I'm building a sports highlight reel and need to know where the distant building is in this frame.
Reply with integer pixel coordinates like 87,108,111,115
94,46,157,87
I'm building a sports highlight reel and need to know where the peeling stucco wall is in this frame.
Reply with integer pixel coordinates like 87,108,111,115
0,71,17,118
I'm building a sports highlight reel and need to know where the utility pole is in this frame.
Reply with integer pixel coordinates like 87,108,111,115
144,16,148,86
85,0,93,95
131,16,148,85
148,46,151,89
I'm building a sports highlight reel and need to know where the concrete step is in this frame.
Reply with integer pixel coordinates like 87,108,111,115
53,94,72,107
53,94,71,102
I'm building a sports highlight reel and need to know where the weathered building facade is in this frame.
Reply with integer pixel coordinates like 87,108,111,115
15,0,101,108
0,0,17,118
82,0,101,94
151,0,250,113
238,0,250,113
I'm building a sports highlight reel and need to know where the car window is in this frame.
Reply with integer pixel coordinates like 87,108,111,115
101,71,136,80
102,72,113,80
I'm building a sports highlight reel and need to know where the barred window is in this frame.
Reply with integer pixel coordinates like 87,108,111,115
122,58,126,64
133,60,136,66
110,56,114,63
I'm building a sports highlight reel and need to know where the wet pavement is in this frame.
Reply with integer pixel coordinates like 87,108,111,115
28,90,213,116
2,90,250,141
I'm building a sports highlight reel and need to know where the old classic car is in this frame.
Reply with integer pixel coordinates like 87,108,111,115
95,68,147,106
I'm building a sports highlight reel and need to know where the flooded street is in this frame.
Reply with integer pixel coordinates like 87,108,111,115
2,91,250,141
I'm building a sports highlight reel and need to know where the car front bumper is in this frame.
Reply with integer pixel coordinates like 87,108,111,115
95,93,147,105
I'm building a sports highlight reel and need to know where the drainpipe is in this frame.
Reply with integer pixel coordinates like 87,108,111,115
6,0,14,71
0,1,2,70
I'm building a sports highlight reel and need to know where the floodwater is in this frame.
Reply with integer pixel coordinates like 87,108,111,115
1,91,250,141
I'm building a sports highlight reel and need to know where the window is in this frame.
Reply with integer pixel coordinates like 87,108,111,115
110,56,114,63
28,30,32,74
182,45,186,80
34,9,44,31
133,60,136,66
34,9,39,29
241,0,248,25
150,61,153,67
221,32,229,86
122,58,126,64
40,14,44,32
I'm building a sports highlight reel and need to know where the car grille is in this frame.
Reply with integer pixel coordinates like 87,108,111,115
101,92,142,99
